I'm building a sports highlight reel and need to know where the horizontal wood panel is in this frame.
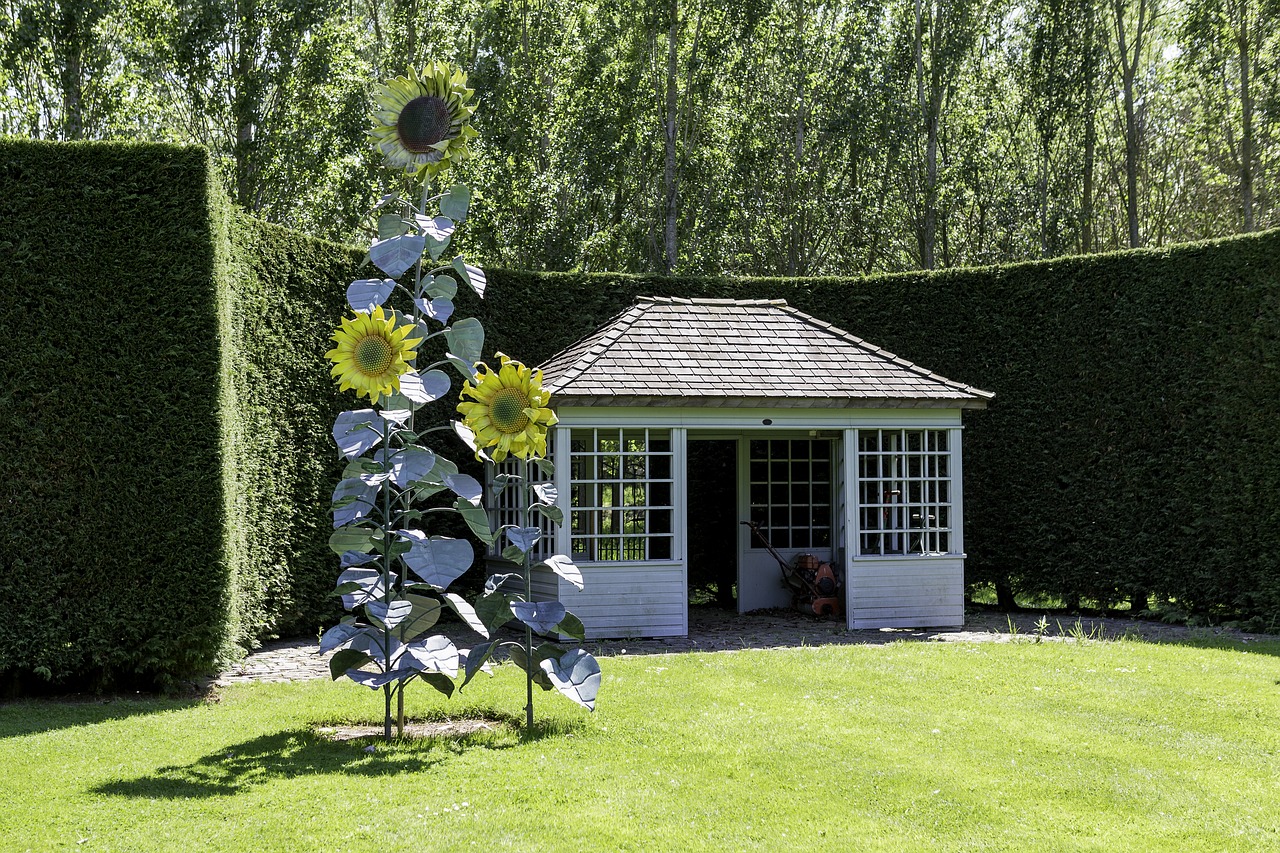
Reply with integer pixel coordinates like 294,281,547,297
850,605,963,620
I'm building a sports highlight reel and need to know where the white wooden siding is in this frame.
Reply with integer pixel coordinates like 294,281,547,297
846,557,964,628
556,561,687,638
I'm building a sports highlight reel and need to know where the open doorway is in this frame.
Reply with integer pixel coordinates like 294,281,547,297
685,438,738,609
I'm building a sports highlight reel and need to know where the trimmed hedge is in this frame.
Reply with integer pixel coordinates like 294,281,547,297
4,139,1277,694
0,140,233,691
220,215,361,643
471,234,1280,623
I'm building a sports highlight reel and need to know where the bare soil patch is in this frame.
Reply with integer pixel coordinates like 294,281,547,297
315,717,506,742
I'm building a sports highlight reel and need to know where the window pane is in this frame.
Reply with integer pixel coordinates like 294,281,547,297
650,455,671,480
650,509,672,534
650,537,672,560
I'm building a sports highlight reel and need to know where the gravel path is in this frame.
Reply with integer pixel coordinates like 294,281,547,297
211,607,1270,687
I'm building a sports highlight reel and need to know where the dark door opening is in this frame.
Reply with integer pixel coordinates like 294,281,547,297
686,438,738,609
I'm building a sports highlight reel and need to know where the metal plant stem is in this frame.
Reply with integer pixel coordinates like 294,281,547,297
520,464,535,735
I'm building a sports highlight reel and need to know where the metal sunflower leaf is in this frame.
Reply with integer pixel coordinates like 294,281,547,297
414,296,454,324
451,257,487,298
506,526,542,554
415,215,455,261
389,446,437,488
369,234,426,279
443,473,483,506
454,497,497,544
333,410,385,459
534,503,564,525
555,610,586,641
378,213,410,239
366,598,414,631
348,668,415,689
331,478,378,529
474,590,514,633
532,483,558,505
334,566,390,609
439,184,470,222
398,532,474,589
539,649,602,711
533,458,555,478
443,592,489,638
443,318,484,367
488,472,520,498
505,644,553,690
346,278,396,312
485,572,521,594
395,594,442,641
445,353,479,383
459,641,498,689
329,526,378,556
427,275,458,300
329,648,372,681
403,635,459,677
510,600,565,634
536,554,584,590
339,550,378,568
319,621,364,654
401,366,458,407
418,672,456,698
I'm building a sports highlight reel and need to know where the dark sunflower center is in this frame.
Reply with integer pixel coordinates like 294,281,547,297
397,95,452,153
354,334,395,376
490,387,531,434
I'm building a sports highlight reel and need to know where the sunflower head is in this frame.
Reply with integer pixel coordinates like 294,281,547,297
326,306,423,405
370,62,478,180
457,353,558,462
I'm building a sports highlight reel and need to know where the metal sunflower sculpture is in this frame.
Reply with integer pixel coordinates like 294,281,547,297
457,353,558,462
325,306,422,404
370,61,478,179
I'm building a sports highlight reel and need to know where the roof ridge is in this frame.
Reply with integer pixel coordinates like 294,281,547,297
639,295,787,307
778,304,995,399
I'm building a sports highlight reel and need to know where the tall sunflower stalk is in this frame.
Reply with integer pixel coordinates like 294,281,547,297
458,362,601,735
321,62,599,741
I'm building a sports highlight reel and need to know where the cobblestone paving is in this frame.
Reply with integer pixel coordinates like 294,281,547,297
211,607,1266,687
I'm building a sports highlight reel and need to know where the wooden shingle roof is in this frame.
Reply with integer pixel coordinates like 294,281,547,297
539,297,994,409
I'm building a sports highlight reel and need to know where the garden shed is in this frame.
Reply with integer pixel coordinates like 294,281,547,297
504,296,993,637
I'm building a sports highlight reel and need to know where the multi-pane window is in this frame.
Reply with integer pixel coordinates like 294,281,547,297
748,439,833,550
857,429,952,556
570,429,674,561
488,457,552,563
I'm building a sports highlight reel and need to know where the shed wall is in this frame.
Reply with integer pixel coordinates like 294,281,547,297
557,562,687,638
846,557,965,628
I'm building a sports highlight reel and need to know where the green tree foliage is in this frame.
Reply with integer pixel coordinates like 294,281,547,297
1,0,1278,268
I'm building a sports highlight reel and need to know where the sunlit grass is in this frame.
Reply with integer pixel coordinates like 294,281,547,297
3,637,1278,851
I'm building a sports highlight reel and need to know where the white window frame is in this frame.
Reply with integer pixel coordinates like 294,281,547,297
853,427,960,557
566,427,676,563
487,457,552,563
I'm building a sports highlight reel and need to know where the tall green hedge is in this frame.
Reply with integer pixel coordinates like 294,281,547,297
4,140,1277,695
0,140,233,691
472,233,1280,622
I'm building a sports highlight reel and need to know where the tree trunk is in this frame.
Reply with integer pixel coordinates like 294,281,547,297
56,6,84,140
1081,0,1096,253
1237,0,1255,231
663,0,678,275
233,0,260,210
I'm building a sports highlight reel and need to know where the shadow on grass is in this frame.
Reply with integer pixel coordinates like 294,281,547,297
0,696,203,739
92,713,586,799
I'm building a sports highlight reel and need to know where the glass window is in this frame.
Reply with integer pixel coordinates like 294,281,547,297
856,429,954,556
568,428,676,562
748,438,835,553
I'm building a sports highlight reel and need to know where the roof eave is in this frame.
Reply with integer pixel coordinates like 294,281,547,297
549,394,991,410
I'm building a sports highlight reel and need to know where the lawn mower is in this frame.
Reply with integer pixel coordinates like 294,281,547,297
742,521,843,618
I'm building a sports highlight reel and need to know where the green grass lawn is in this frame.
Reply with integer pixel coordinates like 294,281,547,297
3,637,1279,852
